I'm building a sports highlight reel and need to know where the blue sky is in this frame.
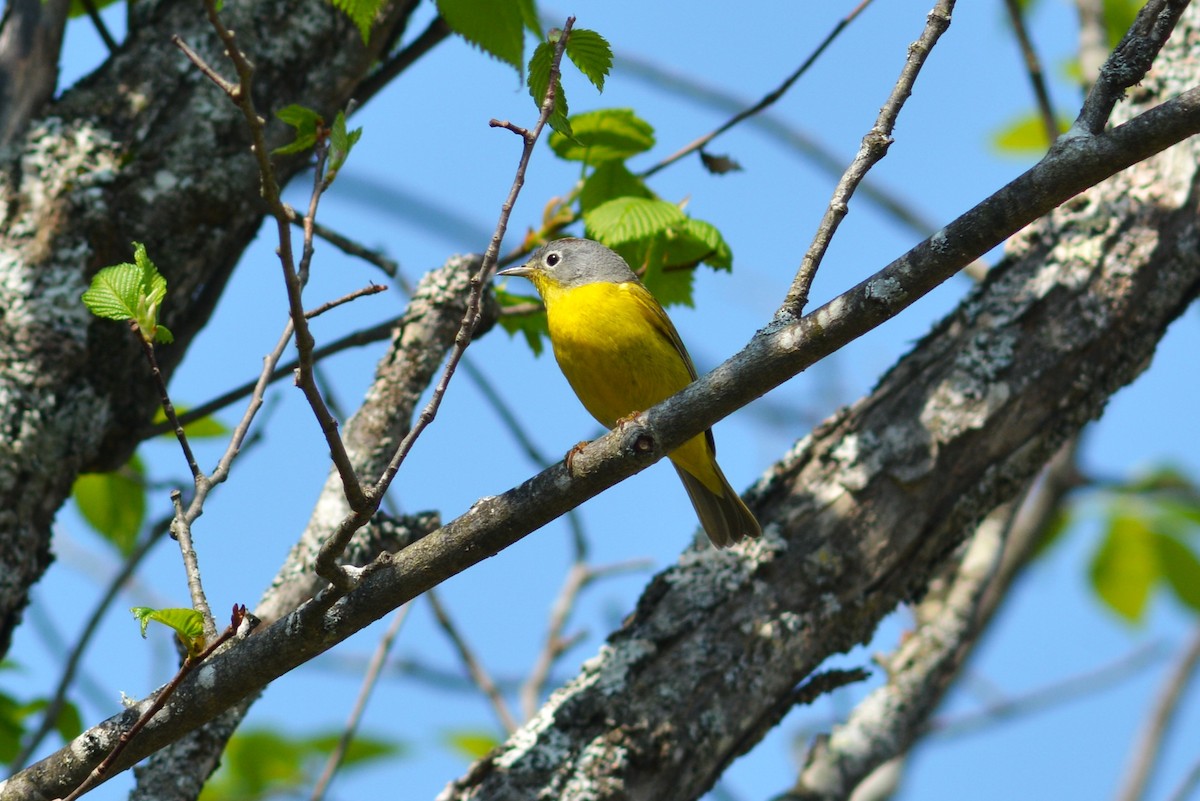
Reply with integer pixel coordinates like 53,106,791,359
10,2,1199,800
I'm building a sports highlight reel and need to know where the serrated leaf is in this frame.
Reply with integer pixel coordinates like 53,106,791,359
327,110,363,182
527,40,571,136
81,263,141,321
274,104,322,155
131,607,206,656
439,0,525,74
516,0,539,33
579,161,652,213
72,456,146,555
670,217,733,271
329,0,383,43
1089,513,1158,623
549,108,655,164
1156,533,1200,612
443,729,501,760
584,197,686,245
565,29,612,92
495,287,548,355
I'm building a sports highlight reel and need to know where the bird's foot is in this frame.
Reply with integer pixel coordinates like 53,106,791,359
565,440,590,476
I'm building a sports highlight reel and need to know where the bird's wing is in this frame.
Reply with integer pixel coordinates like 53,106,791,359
626,282,719,455
626,282,699,381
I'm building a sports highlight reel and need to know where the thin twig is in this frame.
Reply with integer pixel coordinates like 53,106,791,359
309,603,412,801
169,489,215,638
141,317,397,440
782,0,956,317
304,283,387,319
1003,0,1060,146
1114,624,1200,801
930,641,1166,739
80,0,118,53
459,357,590,557
519,559,652,719
137,329,201,481
427,589,519,734
641,0,876,179
304,216,400,278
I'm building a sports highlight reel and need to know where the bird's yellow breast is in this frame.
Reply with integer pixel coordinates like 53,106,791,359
542,281,694,429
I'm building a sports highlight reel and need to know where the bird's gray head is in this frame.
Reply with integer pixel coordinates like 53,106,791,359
503,238,637,289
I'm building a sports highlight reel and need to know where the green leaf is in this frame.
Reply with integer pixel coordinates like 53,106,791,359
200,727,403,801
669,217,733,271
527,39,571,137
494,287,548,355
443,729,502,760
549,109,655,164
516,0,539,33
439,0,525,74
1104,0,1142,47
131,607,206,657
565,29,613,92
1089,512,1158,622
584,197,686,245
991,112,1068,154
1156,533,1200,612
72,456,146,555
579,162,652,214
327,110,363,182
83,243,171,344
328,0,383,43
52,699,83,743
152,407,230,439
81,263,141,321
273,104,322,155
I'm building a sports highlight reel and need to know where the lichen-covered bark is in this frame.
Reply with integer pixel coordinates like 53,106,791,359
0,0,417,654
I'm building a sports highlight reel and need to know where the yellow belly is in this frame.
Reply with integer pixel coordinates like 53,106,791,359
544,281,722,494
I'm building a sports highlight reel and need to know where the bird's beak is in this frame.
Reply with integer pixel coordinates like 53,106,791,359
496,263,535,279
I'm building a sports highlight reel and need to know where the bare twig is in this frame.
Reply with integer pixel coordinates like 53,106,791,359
136,329,200,481
519,559,653,720
79,0,117,53
428,589,519,734
304,283,387,319
305,216,400,278
930,642,1165,739
1114,624,1200,801
309,603,412,801
1003,0,1059,145
782,0,955,317
641,0,877,178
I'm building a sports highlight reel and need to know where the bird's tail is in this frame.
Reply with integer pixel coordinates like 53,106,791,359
674,464,761,548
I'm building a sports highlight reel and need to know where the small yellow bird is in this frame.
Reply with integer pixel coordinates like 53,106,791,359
498,237,760,548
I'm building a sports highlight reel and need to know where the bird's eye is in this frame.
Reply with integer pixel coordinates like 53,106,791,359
545,252,560,267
